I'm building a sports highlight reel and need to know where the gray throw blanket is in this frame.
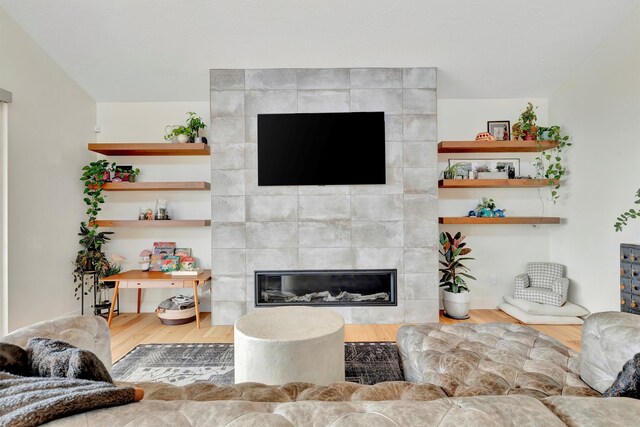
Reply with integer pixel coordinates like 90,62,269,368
0,372,136,427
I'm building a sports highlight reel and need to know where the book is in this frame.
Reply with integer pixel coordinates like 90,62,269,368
160,256,181,272
153,242,175,256
150,254,167,272
179,256,196,271
174,248,192,258
170,269,202,277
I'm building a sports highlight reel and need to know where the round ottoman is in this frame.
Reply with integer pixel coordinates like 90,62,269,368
234,306,345,385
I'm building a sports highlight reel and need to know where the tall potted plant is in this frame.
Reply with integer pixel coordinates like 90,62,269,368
439,231,475,319
73,160,115,299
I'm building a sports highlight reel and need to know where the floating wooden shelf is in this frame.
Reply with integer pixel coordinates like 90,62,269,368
92,220,211,228
99,182,210,191
439,217,561,225
438,140,558,153
438,179,559,188
88,143,210,156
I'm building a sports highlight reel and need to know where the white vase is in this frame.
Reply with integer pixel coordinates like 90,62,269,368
177,134,190,143
442,289,471,319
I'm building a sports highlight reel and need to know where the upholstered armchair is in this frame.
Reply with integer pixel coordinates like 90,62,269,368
513,262,569,307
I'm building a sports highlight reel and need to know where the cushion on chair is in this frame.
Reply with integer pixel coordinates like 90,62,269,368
526,263,564,290
504,296,589,317
513,287,565,307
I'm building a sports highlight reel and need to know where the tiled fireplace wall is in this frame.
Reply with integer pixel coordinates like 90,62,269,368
210,68,438,325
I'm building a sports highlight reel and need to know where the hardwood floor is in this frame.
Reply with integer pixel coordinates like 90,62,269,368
109,309,582,363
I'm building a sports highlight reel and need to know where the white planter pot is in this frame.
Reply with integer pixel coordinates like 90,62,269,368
177,134,190,143
442,289,471,319
476,172,508,179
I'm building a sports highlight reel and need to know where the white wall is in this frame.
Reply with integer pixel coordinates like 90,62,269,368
0,8,96,331
438,98,556,308
96,102,211,312
548,9,640,313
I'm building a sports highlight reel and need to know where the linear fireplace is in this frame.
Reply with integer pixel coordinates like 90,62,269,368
255,269,397,307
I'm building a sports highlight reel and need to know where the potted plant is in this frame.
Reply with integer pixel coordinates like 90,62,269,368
439,231,475,319
186,112,208,143
164,125,192,143
442,163,459,179
74,160,117,299
513,102,538,141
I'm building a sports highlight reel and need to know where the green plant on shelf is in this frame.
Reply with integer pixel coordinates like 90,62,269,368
186,112,207,137
535,125,572,203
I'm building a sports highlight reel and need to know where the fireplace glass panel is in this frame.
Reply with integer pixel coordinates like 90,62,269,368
255,269,397,307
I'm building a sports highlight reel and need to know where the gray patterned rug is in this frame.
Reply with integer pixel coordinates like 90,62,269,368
112,342,403,386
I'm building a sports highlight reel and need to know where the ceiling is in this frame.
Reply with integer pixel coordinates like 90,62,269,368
1,0,639,102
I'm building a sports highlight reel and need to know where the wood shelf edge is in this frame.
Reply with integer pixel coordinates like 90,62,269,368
92,220,211,227
438,179,559,188
99,181,211,191
88,143,210,156
438,217,561,225
437,140,558,153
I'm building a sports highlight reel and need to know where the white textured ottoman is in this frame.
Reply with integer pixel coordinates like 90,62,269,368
234,306,345,385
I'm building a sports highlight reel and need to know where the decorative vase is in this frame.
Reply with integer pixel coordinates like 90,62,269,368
523,131,536,141
177,134,190,143
442,289,471,319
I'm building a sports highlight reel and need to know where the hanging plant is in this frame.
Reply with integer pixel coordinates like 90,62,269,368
614,189,640,231
73,160,116,299
535,125,572,203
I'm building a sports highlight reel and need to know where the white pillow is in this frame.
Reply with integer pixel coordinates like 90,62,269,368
498,302,584,325
504,295,589,317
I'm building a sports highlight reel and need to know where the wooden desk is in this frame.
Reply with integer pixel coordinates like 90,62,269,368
100,269,212,329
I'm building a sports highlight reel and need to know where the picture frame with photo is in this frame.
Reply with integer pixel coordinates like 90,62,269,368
487,121,511,141
448,158,520,178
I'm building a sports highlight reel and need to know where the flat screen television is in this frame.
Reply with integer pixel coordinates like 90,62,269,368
257,112,386,186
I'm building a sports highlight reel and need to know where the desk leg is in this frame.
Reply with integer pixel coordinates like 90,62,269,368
192,280,201,329
107,281,120,327
137,288,142,314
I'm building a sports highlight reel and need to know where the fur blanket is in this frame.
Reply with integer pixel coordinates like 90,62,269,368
0,372,136,427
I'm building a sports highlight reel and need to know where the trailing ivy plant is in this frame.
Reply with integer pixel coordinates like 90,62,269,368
614,188,640,232
439,232,475,294
73,160,116,299
535,125,572,203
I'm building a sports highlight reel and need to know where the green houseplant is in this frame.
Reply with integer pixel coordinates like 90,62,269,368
535,125,571,203
186,111,207,142
73,160,116,299
439,231,475,319
614,188,640,231
513,102,538,141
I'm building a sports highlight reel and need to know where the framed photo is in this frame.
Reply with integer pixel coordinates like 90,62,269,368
449,158,520,177
487,121,511,141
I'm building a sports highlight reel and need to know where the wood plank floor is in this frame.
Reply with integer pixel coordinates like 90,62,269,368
109,309,582,363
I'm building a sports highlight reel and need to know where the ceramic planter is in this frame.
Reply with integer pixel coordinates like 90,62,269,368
477,172,508,179
442,289,471,319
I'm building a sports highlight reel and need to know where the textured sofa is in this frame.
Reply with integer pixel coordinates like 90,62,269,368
1,313,639,426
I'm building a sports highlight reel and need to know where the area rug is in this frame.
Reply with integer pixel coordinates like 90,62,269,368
112,342,403,386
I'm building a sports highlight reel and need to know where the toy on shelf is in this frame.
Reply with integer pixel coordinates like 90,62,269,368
467,197,507,218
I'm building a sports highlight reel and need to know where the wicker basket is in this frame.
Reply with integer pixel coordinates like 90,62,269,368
155,303,199,325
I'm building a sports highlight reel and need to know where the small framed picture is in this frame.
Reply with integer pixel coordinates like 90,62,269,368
487,121,511,141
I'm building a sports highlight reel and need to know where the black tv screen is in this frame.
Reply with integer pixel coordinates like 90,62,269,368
257,112,386,186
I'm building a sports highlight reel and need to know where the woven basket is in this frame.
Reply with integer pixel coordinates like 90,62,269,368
155,304,199,325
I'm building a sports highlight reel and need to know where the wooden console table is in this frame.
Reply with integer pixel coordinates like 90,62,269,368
100,269,212,329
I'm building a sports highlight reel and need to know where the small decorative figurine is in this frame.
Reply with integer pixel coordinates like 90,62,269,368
494,209,507,218
139,250,152,271
468,210,477,217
